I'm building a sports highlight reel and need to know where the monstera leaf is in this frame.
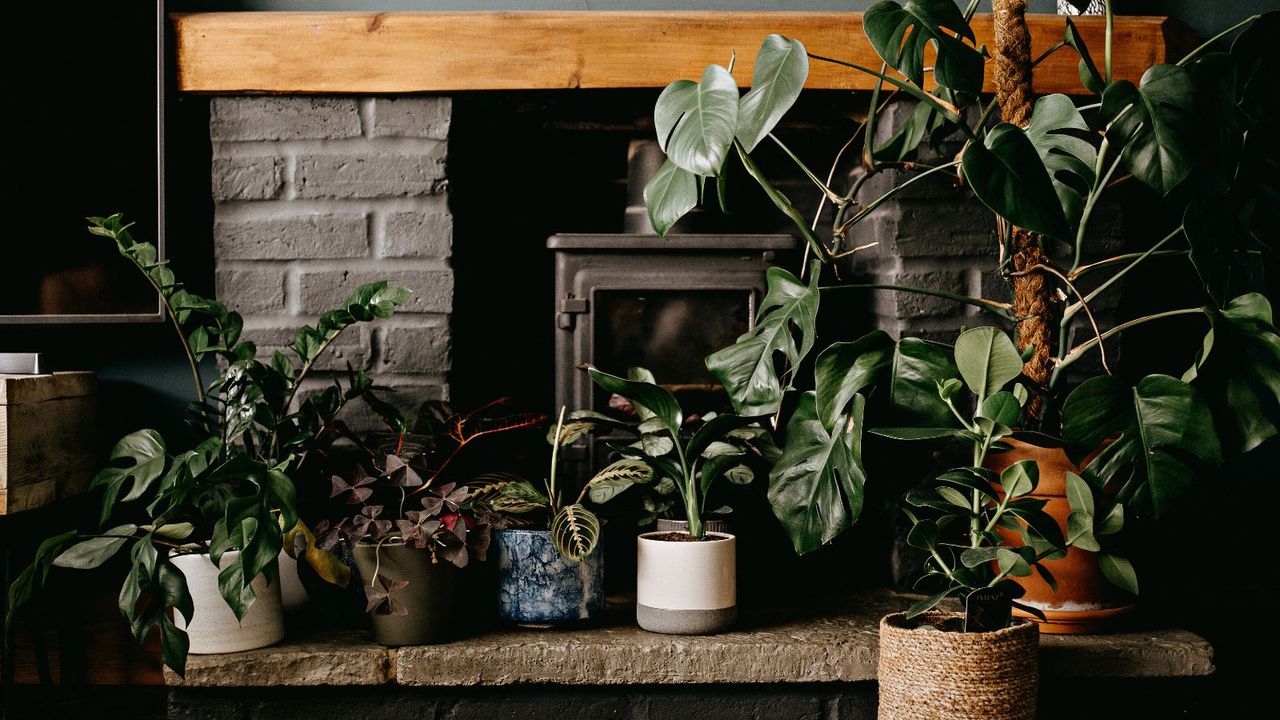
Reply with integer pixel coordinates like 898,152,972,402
90,430,169,525
1063,17,1104,95
863,0,983,93
736,34,809,152
706,262,820,416
889,338,960,427
1183,293,1280,454
963,123,1071,240
1024,94,1097,229
768,392,867,554
657,64,740,176
815,331,894,432
1102,64,1198,195
643,159,698,237
1063,375,1221,519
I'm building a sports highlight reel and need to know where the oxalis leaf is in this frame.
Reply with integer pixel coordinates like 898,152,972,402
1102,64,1197,195
707,262,820,417
736,34,809,152
768,392,866,555
863,0,983,94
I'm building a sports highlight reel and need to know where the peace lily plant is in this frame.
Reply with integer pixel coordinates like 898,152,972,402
644,0,1279,621
7,215,412,673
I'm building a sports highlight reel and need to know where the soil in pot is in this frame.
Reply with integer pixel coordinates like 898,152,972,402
879,611,1038,720
352,541,457,646
985,438,1136,634
170,550,285,654
636,531,736,634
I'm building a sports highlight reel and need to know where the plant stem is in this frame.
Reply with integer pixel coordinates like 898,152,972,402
1177,15,1260,67
821,282,1014,320
768,134,843,203
1070,250,1192,278
1071,139,1123,272
807,53,974,137
1031,41,1067,68
671,431,703,539
1104,0,1114,84
835,160,962,235
547,406,566,512
1055,307,1205,377
270,327,351,457
1065,225,1184,321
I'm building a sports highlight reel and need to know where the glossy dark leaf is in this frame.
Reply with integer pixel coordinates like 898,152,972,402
1024,94,1097,229
963,123,1071,240
814,330,894,433
863,0,983,93
1098,552,1139,595
588,367,683,438
706,263,820,416
52,524,137,570
736,34,809,152
905,588,953,618
889,338,960,426
1102,65,1197,195
1063,17,1104,95
91,430,168,525
768,392,866,554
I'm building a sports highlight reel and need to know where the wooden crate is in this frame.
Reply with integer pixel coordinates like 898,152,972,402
0,372,97,514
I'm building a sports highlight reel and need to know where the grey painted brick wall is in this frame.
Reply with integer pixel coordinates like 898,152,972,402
210,96,453,429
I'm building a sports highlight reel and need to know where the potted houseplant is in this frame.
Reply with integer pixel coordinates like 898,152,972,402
581,367,769,635
6,215,410,674
644,3,1277,633
467,406,652,626
319,454,490,646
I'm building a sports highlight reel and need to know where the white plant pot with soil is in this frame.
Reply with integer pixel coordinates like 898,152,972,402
170,550,285,654
635,531,736,634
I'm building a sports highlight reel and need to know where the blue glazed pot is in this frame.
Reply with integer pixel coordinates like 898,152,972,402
494,528,604,625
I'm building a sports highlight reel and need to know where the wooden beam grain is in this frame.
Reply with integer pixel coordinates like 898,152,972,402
173,12,1185,95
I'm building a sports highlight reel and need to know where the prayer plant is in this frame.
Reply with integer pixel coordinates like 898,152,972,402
644,1,1279,585
6,214,411,675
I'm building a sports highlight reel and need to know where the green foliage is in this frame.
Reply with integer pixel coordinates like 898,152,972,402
863,0,983,93
735,34,809,152
962,123,1071,240
706,263,820,417
1101,64,1198,195
643,159,698,237
657,63,739,176
8,215,411,675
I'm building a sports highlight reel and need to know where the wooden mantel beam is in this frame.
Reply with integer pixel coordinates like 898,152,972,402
173,11,1191,95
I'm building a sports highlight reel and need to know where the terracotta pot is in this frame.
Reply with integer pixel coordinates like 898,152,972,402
985,438,1135,634
636,531,736,634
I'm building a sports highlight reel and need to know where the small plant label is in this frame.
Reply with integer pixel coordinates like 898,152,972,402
964,586,1012,632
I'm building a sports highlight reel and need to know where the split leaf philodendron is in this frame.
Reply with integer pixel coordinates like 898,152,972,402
7,214,412,675
644,4,1278,606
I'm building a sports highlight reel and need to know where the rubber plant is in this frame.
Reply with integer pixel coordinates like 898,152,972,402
644,0,1279,600
6,214,412,675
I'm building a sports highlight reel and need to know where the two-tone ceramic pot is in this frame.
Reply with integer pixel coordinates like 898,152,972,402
636,531,736,634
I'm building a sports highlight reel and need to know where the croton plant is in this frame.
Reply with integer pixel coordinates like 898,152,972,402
644,0,1279,606
6,215,412,674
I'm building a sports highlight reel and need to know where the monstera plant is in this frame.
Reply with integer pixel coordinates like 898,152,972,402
6,214,412,674
645,0,1278,611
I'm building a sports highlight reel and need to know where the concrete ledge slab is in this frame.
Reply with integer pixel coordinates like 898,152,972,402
166,592,1213,688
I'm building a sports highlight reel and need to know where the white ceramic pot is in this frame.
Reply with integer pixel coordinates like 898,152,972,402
170,550,285,654
635,531,736,634
277,549,309,612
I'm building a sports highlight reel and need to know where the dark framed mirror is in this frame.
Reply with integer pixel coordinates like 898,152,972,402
0,0,164,324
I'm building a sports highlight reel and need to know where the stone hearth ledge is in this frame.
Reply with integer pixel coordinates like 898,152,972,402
165,592,1213,688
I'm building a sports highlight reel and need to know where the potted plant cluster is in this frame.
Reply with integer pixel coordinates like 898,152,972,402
644,0,1277,653
6,215,412,675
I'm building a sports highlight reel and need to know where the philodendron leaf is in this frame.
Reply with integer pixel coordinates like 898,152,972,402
707,263,820,417
814,330,894,433
662,63,740,176
91,430,169,525
1063,17,1104,95
1024,94,1097,230
1183,293,1280,454
1098,552,1139,595
588,367,683,438
1102,64,1198,195
644,159,698,237
962,124,1071,240
1064,374,1222,519
768,392,866,555
954,327,1024,400
736,34,809,152
863,0,983,94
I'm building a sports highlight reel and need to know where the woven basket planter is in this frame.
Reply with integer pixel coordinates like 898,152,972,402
878,612,1039,720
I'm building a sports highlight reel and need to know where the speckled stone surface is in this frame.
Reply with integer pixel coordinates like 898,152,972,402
167,590,1215,688
494,529,604,624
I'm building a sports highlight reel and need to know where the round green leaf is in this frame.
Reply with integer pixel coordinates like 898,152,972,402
955,327,1024,400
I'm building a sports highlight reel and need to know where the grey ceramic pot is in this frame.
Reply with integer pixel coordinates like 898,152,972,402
494,529,604,625
655,518,731,534
352,541,456,646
